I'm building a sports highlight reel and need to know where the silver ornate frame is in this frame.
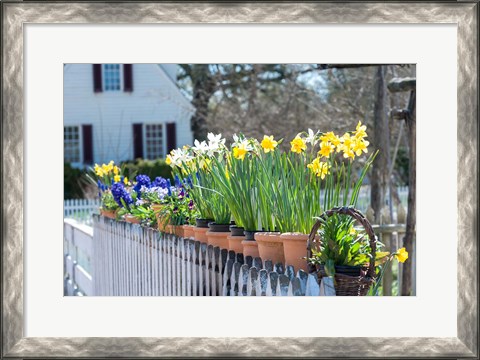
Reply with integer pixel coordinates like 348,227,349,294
2,1,478,358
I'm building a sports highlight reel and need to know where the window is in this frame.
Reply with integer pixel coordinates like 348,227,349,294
102,64,122,91
145,124,163,159
64,126,80,163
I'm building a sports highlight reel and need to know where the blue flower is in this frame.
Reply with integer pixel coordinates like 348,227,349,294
152,176,168,189
133,174,151,198
111,182,133,208
186,175,193,188
174,175,182,188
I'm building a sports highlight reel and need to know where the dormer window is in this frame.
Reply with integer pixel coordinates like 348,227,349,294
102,64,122,91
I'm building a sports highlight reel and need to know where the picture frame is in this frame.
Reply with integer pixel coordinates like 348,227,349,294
2,1,478,358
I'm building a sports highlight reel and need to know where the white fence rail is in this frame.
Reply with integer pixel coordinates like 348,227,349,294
64,219,94,296
64,199,100,226
92,215,334,296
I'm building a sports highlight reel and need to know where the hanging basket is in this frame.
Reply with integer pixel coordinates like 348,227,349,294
306,207,376,296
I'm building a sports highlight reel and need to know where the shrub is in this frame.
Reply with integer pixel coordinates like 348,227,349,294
121,159,173,181
64,163,85,199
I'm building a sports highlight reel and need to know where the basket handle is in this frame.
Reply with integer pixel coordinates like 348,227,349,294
306,206,377,279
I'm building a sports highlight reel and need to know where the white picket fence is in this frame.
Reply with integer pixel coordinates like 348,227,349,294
64,198,100,226
92,215,334,296
64,218,94,296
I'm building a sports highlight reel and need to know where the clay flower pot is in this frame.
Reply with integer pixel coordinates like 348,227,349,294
152,204,169,232
241,239,260,258
171,225,186,238
206,230,230,249
124,214,141,224
280,232,310,272
193,226,209,244
255,232,284,264
100,208,117,219
182,225,196,239
227,235,245,253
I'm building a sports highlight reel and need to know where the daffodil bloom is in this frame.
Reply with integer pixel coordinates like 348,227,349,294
355,121,368,139
113,166,119,175
102,163,109,173
353,137,369,156
233,144,248,160
394,247,409,263
123,176,129,185
94,164,104,177
290,135,307,154
261,135,278,153
320,132,341,147
349,227,357,235
307,158,330,179
165,155,172,165
339,133,356,159
318,141,335,158
114,175,121,183
305,128,319,146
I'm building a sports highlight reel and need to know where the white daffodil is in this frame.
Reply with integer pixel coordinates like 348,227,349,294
192,139,209,154
305,128,319,146
206,133,225,156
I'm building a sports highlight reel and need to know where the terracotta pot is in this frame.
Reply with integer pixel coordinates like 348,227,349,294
229,225,245,237
255,232,284,264
195,218,214,228
206,231,230,249
124,214,141,224
171,225,186,238
100,208,116,219
280,232,310,272
227,235,245,253
152,204,169,232
193,226,209,244
241,240,260,258
183,225,195,239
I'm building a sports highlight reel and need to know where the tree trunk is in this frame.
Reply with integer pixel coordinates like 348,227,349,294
371,66,389,223
402,90,416,296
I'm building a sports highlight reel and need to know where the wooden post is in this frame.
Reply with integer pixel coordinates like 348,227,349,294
381,206,392,296
388,78,416,296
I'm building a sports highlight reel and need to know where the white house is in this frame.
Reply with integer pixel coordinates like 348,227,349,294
64,64,194,167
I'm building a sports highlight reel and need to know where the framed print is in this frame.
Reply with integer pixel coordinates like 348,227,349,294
2,1,478,358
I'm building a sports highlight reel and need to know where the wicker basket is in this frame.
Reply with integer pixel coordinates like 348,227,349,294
306,207,376,296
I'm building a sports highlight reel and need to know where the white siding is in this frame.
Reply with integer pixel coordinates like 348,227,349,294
64,64,194,167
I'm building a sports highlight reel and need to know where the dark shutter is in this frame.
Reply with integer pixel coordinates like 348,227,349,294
82,124,93,164
93,64,102,92
123,64,133,92
166,122,177,154
133,123,143,159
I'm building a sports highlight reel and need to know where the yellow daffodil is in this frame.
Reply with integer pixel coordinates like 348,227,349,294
340,133,356,160
261,135,278,153
307,158,330,179
123,176,129,185
318,141,335,158
349,227,357,235
320,132,341,147
165,155,172,165
102,163,109,173
290,135,307,154
353,137,369,156
94,164,104,177
114,175,121,183
394,247,409,263
113,166,119,175
355,121,368,139
233,144,248,160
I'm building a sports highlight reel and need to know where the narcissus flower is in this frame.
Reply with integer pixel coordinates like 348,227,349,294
114,175,121,183
394,247,409,263
320,132,341,147
353,137,369,156
318,141,335,158
165,155,172,165
355,121,368,139
261,135,278,153
233,144,248,160
290,135,307,154
113,166,119,175
307,158,330,179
